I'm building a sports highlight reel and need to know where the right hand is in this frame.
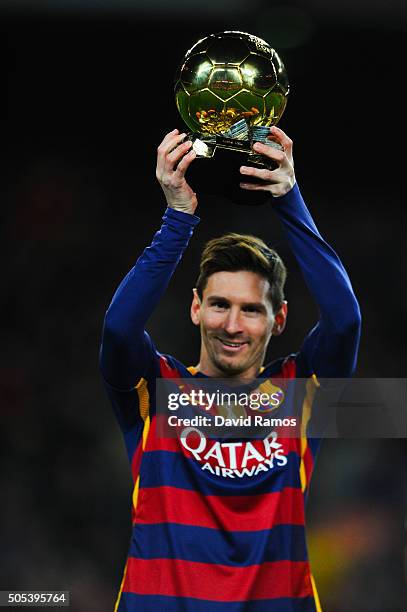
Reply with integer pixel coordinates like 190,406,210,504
156,129,198,214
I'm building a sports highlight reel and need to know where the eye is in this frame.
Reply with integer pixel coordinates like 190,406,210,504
242,305,261,314
211,300,229,310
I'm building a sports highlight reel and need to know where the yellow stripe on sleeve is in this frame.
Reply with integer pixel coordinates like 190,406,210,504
114,377,151,611
311,573,323,612
113,561,128,612
132,378,151,510
299,376,319,493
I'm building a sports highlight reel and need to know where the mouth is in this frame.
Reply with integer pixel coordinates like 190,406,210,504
216,338,249,353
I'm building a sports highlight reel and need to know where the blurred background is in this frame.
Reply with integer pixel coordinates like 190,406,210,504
1,1,406,610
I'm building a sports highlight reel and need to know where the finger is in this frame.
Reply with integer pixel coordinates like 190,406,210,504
157,132,185,163
162,132,187,157
240,181,272,192
157,132,186,175
166,140,193,168
159,133,187,172
268,126,293,153
252,141,286,165
240,165,275,182
159,128,179,148
240,166,284,186
175,147,197,177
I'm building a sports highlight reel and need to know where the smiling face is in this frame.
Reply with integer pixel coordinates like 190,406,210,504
191,270,287,380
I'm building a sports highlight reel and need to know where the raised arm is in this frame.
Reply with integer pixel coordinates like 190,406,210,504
239,127,361,378
99,130,199,390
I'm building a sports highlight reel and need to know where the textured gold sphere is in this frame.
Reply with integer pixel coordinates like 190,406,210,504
174,31,289,136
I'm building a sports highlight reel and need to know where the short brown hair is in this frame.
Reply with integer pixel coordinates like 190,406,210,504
196,233,287,312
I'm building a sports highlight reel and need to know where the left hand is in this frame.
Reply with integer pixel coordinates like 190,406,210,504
239,126,295,198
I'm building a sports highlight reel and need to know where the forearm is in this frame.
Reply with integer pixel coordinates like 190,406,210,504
272,184,361,375
99,207,200,388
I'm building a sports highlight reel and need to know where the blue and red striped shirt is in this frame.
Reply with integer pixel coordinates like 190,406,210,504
100,184,361,611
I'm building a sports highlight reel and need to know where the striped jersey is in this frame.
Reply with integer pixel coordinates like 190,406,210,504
100,184,361,611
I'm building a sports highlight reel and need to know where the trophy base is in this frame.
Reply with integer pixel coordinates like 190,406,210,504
186,147,270,207
185,122,282,206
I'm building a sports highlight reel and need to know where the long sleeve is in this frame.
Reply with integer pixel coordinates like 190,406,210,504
99,207,200,390
272,184,361,378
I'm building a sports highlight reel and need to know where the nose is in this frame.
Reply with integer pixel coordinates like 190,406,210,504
223,308,244,335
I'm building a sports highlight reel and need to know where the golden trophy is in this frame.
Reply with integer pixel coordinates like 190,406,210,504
174,31,289,205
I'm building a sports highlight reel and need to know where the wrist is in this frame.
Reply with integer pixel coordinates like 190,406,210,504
168,203,197,215
271,177,296,199
164,206,200,226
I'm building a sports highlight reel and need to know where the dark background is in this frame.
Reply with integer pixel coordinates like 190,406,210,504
1,1,406,610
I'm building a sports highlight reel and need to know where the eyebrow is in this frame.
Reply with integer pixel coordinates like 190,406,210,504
207,296,267,312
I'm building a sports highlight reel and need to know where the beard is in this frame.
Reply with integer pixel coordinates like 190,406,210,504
211,352,248,376
206,335,259,379
199,324,271,380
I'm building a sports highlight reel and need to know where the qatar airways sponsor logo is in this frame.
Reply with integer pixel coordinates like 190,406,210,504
180,428,288,478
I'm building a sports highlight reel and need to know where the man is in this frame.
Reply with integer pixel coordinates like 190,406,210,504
99,126,361,611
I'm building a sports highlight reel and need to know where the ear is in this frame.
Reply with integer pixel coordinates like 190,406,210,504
272,301,288,336
190,288,201,326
